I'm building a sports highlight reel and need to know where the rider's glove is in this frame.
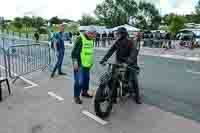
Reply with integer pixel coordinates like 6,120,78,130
99,60,104,65
99,60,104,64
100,60,106,66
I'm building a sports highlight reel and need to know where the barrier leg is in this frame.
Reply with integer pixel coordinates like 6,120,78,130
6,79,11,95
12,76,20,84
0,82,2,101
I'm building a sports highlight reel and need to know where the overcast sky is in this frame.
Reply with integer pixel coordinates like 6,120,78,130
0,0,198,20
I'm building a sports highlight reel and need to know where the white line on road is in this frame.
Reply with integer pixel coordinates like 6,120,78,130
150,54,200,61
20,76,38,89
0,65,38,89
82,110,108,125
48,92,64,101
186,70,200,75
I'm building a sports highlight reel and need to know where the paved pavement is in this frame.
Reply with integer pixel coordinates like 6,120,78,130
62,48,200,122
19,47,200,122
0,71,200,133
0,41,200,132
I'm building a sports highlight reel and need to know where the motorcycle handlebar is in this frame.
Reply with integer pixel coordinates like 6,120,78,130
101,62,140,72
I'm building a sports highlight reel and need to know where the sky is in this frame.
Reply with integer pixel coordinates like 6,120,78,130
0,0,199,20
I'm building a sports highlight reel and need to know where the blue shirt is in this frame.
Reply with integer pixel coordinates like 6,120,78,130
54,32,65,52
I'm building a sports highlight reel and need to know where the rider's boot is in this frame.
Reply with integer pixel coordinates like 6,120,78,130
135,95,142,104
111,90,117,104
135,87,142,104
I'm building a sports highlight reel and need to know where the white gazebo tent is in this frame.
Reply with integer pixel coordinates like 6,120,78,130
110,24,140,37
111,24,140,32
79,25,107,33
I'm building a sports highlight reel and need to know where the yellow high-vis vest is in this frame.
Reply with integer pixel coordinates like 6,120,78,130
80,34,94,68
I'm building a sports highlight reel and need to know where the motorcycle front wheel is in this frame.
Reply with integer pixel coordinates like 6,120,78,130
94,84,113,118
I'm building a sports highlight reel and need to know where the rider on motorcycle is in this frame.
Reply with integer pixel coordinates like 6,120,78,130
100,27,142,104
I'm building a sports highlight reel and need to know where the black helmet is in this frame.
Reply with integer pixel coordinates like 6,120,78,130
117,27,128,34
116,27,128,38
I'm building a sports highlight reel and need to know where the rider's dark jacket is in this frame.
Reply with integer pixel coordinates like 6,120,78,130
101,37,138,66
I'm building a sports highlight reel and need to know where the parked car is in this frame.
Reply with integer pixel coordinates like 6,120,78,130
177,30,200,48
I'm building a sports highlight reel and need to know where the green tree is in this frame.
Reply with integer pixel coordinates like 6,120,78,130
195,0,200,15
169,15,186,33
62,19,73,23
13,17,23,32
22,16,32,32
95,0,138,27
65,22,79,32
79,14,97,26
0,20,9,32
135,15,147,30
32,17,46,33
184,14,200,24
163,13,181,25
49,16,61,24
137,1,161,30
94,0,160,29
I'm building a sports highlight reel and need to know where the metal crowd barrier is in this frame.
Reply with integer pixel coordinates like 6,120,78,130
0,48,8,79
0,47,11,101
7,43,50,78
0,33,52,83
0,37,36,49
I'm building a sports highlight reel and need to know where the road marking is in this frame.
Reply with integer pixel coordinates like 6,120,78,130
186,57,200,61
48,92,64,101
186,70,200,75
20,76,38,89
82,110,108,125
0,65,38,89
146,54,200,61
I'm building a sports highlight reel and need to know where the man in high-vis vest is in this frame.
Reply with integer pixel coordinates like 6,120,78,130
71,29,95,104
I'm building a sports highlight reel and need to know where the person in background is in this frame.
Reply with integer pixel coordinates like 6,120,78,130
69,32,72,44
71,29,96,104
95,32,100,47
108,32,113,46
102,31,107,47
34,32,39,43
111,32,115,40
51,24,67,78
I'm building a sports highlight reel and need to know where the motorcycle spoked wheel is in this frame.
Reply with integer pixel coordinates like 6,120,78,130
94,84,113,118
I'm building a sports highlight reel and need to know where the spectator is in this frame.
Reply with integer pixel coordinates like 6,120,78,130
108,32,113,46
102,32,107,47
95,32,100,47
50,24,67,78
34,32,39,43
69,32,72,44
